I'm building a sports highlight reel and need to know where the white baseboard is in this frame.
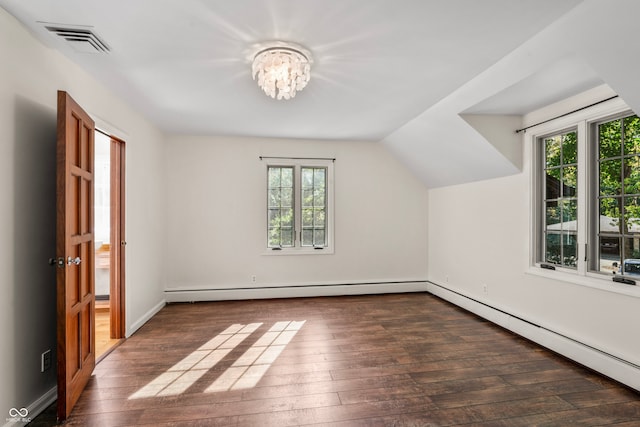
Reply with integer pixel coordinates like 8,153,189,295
165,281,429,303
3,386,56,427
126,298,166,337
427,281,640,392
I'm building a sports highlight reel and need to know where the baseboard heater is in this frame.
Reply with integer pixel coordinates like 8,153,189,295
165,280,428,303
426,281,640,392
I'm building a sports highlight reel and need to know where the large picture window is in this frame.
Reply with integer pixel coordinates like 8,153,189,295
532,95,640,285
265,158,334,254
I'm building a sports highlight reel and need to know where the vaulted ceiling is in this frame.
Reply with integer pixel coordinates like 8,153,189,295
2,0,638,187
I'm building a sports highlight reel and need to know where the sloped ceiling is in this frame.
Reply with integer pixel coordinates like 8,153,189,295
382,0,640,188
2,0,638,188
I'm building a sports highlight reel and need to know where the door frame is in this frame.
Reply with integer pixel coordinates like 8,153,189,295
109,135,126,339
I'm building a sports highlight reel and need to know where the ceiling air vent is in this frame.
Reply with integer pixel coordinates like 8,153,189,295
44,24,110,54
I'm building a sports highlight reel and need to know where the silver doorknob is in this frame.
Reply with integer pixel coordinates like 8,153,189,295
67,256,81,266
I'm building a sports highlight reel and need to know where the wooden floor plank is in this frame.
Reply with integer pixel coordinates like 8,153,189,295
28,293,640,426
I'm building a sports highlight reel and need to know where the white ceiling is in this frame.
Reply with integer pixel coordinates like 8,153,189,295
0,0,585,141
4,0,638,188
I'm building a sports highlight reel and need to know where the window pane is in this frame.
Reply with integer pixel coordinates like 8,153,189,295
620,235,640,275
545,233,561,264
268,230,280,247
620,256,640,275
546,168,561,199
281,168,293,187
280,208,293,227
562,199,577,224
562,233,577,267
622,236,640,268
281,188,293,207
302,229,313,246
301,168,313,188
623,156,640,195
268,168,281,187
314,168,326,186
268,189,281,207
624,196,640,234
599,236,621,274
314,229,326,246
301,208,313,227
268,208,281,224
600,159,621,195
623,116,640,155
600,119,622,159
314,209,325,226
562,132,577,164
302,189,313,207
545,136,562,168
281,228,294,247
546,200,561,227
562,166,577,197
600,197,621,233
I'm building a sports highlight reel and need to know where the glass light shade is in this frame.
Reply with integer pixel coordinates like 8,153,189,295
252,45,311,100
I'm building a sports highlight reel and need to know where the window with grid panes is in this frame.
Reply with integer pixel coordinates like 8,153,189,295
266,159,333,253
594,115,640,276
542,130,578,268
532,94,640,287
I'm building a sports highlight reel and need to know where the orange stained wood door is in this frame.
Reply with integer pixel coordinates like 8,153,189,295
56,91,96,420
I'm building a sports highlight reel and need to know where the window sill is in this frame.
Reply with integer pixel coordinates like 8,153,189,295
526,265,640,298
262,247,334,256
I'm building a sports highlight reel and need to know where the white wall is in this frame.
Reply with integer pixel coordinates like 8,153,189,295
428,156,640,372
164,135,428,297
0,7,166,420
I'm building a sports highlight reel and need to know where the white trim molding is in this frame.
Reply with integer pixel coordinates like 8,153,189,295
165,281,428,302
427,281,640,392
3,386,56,427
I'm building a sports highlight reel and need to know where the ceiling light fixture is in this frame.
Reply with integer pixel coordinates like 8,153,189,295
251,42,312,100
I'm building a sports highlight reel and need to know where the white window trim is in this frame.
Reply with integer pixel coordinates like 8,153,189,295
527,96,640,298
262,158,335,256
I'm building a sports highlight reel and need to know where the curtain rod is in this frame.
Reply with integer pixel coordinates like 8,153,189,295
514,95,619,134
259,156,335,162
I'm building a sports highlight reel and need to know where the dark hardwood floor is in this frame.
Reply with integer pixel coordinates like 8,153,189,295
30,293,640,426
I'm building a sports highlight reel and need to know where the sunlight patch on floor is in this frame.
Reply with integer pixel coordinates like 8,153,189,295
206,320,305,392
129,322,262,399
128,320,305,399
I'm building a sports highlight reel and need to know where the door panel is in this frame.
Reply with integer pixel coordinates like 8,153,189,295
57,91,96,420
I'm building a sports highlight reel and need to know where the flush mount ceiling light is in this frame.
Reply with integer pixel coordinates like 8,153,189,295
251,41,312,100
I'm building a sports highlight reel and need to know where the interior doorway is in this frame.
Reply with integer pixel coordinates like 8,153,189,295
94,130,126,359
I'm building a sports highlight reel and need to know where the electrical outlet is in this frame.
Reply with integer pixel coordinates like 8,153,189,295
251,275,256,283
482,284,488,295
41,350,51,372
445,275,449,283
